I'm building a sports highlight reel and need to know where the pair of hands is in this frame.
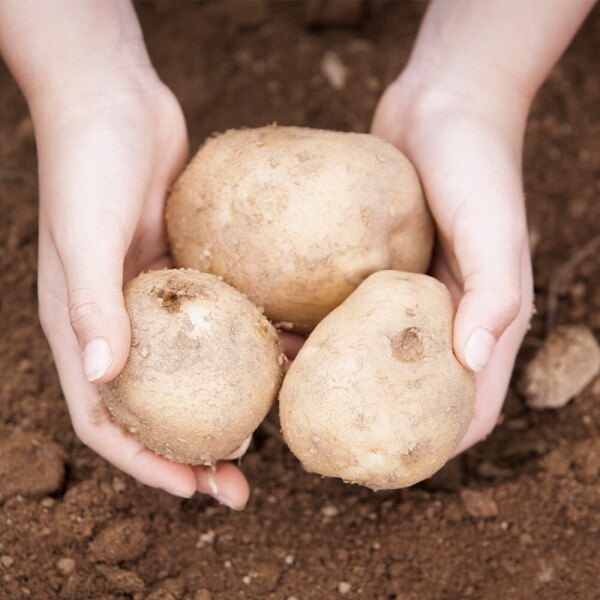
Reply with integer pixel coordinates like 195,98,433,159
35,69,532,509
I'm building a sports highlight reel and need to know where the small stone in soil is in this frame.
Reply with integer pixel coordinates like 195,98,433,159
112,477,126,493
56,558,75,576
320,50,348,90
40,497,55,509
338,581,351,594
321,505,339,518
196,530,216,547
517,325,600,409
461,489,499,519
1,556,14,568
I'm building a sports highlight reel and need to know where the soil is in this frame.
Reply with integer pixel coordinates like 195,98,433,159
1,2,599,599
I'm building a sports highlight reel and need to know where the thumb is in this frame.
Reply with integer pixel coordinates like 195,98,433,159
38,118,149,385
449,191,527,374
403,116,530,375
57,224,131,383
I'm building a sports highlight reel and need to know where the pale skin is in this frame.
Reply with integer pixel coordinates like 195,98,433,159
0,0,594,509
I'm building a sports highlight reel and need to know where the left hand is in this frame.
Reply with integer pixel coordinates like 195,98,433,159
372,77,534,452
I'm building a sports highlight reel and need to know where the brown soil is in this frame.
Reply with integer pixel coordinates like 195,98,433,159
1,3,599,599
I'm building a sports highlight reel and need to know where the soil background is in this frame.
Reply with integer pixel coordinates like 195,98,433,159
1,2,599,599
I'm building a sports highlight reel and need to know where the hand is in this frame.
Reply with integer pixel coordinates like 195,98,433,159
372,77,534,452
34,78,250,508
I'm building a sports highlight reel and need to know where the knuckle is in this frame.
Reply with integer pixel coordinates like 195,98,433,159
493,286,522,327
68,288,102,333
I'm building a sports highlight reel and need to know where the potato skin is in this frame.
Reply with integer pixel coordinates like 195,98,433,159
166,125,434,332
99,269,284,465
279,270,475,489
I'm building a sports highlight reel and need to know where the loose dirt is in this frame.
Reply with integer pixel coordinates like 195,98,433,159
1,3,599,599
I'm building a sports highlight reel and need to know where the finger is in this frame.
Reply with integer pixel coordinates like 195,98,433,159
80,401,198,498
278,331,305,360
60,237,131,384
41,127,148,384
421,129,528,374
452,200,526,373
370,80,408,150
195,462,251,510
454,248,533,453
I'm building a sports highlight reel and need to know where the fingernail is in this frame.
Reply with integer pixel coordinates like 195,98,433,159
464,327,495,373
83,337,113,382
204,465,245,510
213,494,245,511
164,487,194,499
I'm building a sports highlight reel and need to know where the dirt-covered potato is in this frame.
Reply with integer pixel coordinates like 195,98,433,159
166,125,434,332
99,269,284,465
279,270,476,489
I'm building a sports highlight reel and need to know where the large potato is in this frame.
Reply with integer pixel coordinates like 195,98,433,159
166,125,434,332
279,270,475,489
99,269,284,465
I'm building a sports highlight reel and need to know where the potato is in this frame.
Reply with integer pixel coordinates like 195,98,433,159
279,270,475,489
166,125,434,332
99,269,284,465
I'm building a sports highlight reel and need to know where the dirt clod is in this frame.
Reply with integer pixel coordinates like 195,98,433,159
97,565,146,594
571,438,600,482
518,325,600,409
89,518,149,564
0,429,65,503
540,449,571,477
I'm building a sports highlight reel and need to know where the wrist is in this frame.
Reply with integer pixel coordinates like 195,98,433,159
0,1,159,115
375,69,529,163
397,0,594,127
27,44,160,119
398,52,531,134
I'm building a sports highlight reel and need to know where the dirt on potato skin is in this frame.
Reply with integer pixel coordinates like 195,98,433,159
1,2,599,599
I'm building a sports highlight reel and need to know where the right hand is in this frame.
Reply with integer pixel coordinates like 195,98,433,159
34,74,251,508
